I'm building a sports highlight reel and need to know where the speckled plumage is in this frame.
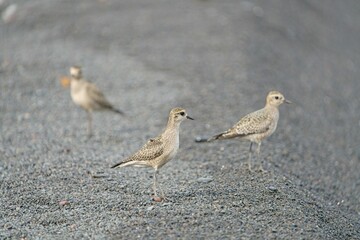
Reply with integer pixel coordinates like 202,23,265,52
111,107,193,200
208,91,291,171
69,66,124,137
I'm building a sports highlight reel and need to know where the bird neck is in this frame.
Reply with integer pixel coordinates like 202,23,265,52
71,76,81,81
264,104,280,118
70,77,83,86
265,103,279,109
165,117,181,134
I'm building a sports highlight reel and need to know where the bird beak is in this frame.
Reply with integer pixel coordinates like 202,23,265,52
186,115,194,120
285,99,292,104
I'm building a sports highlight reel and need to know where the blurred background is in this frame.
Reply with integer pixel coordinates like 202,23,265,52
0,0,359,238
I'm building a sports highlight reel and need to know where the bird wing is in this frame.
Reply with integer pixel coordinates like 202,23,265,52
234,109,272,136
86,83,113,109
123,136,164,163
208,109,273,141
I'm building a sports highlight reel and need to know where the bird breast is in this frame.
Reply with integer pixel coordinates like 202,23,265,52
165,132,179,159
71,81,90,109
156,130,179,168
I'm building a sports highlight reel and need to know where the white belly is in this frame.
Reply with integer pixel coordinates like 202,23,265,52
71,88,87,106
70,82,93,110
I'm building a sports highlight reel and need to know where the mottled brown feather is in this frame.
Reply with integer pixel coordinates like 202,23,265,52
122,137,164,164
234,109,272,136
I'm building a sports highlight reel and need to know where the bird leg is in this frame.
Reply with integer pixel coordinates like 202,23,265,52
247,142,253,172
152,169,166,202
87,111,93,138
158,183,165,200
256,142,267,172
152,169,158,197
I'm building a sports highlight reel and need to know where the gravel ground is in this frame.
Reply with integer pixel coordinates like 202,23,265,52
1,0,360,239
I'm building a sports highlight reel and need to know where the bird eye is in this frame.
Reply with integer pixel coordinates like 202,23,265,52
180,112,185,116
275,96,279,100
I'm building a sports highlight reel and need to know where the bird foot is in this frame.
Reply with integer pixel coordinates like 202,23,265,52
247,163,254,172
256,165,268,173
151,195,168,202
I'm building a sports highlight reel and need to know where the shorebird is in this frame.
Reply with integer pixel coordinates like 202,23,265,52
207,91,291,171
69,66,124,137
111,107,193,201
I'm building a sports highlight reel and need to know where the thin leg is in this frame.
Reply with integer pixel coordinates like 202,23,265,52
152,169,166,201
156,171,165,199
256,142,261,158
87,111,93,138
248,142,253,171
153,169,158,197
256,142,266,172
158,183,165,199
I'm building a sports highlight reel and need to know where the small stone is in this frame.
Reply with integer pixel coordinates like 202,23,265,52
195,136,207,142
152,196,163,202
4,222,13,230
146,206,154,211
268,186,278,192
59,200,70,206
197,176,213,183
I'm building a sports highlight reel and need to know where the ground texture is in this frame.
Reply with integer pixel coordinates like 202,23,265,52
1,0,360,239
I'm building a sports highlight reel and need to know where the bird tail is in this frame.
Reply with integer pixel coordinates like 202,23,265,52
111,158,137,168
111,162,121,168
208,129,239,142
111,107,125,115
111,161,125,169
207,132,226,142
194,131,230,143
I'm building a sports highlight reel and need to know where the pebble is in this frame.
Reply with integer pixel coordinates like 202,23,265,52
197,176,213,183
195,136,207,142
152,196,163,202
268,186,278,192
146,206,154,211
59,200,70,206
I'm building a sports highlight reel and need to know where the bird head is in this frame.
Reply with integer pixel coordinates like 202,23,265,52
70,66,82,80
266,91,291,107
170,107,194,123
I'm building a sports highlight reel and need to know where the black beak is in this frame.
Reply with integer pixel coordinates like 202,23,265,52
186,116,194,120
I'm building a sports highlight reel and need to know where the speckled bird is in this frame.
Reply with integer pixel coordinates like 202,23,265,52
208,91,291,171
111,107,193,201
69,66,124,137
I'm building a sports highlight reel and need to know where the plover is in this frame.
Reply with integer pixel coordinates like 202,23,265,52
111,107,193,201
69,66,124,137
207,91,291,171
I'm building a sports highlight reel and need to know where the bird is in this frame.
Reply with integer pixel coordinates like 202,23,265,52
206,91,291,171
111,107,193,201
68,66,124,137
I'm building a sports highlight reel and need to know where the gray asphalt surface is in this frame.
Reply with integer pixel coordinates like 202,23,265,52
1,0,360,239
